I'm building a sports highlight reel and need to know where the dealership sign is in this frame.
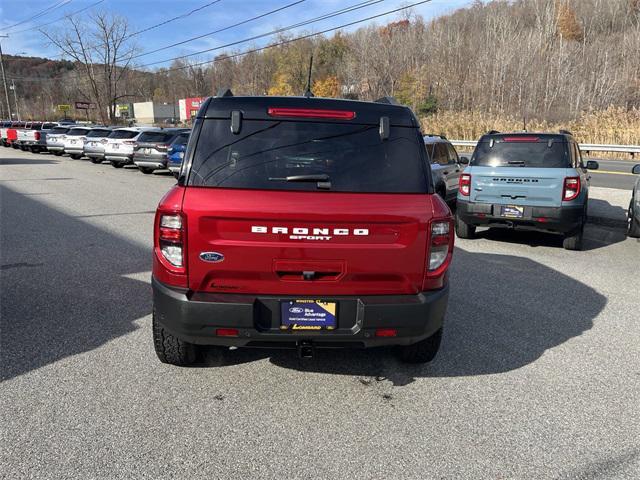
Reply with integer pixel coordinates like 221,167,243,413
75,102,96,110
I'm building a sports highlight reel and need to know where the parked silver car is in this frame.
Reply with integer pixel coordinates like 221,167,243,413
424,134,466,205
104,127,154,167
63,126,93,159
46,126,72,155
83,127,114,163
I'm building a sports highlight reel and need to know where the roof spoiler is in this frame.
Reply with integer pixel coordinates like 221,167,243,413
486,130,500,135
374,96,400,105
559,129,573,136
216,88,234,98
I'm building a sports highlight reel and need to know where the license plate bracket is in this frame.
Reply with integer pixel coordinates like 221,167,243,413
280,300,337,331
500,205,524,218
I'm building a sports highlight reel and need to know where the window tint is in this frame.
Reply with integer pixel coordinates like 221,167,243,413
49,127,69,134
67,128,91,136
446,144,459,164
431,143,449,166
137,131,176,143
572,143,583,168
171,133,189,146
109,130,138,139
189,119,428,193
86,129,112,138
471,139,570,168
42,123,57,129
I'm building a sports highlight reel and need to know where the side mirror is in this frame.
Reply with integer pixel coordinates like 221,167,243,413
586,160,599,170
459,155,470,165
632,164,640,175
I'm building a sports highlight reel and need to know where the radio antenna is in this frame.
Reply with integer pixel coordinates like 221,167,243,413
304,55,314,98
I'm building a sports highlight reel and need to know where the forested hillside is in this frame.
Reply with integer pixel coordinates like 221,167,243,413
5,0,640,143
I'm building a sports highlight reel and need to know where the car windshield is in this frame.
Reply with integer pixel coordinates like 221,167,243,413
67,128,90,136
86,129,112,138
472,138,570,168
189,119,428,193
137,131,176,143
109,130,138,139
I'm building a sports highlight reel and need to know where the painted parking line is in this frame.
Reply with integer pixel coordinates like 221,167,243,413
590,170,635,176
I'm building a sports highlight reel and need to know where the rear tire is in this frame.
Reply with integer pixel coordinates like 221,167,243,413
111,161,123,168
399,328,443,364
139,167,154,174
70,154,82,160
90,157,103,164
30,146,40,153
53,151,63,156
627,201,640,238
455,213,476,239
152,313,197,366
563,223,584,250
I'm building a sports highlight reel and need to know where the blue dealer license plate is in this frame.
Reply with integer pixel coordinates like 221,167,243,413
280,300,337,331
501,205,524,218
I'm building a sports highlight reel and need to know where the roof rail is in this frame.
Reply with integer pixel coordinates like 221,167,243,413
487,130,500,135
374,96,400,105
216,88,234,98
559,129,573,136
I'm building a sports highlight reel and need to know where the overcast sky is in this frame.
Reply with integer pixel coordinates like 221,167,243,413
0,0,473,70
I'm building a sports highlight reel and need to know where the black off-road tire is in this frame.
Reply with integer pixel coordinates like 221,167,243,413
455,213,476,239
399,328,443,364
89,157,103,164
627,201,640,238
139,167,154,174
53,151,63,156
70,154,82,160
152,314,197,366
563,222,584,250
111,161,124,168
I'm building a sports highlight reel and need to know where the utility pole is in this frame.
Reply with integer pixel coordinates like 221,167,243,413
0,35,12,120
10,79,20,121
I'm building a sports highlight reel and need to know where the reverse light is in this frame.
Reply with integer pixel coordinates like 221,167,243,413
156,144,169,151
459,173,471,196
158,214,184,268
429,220,451,271
267,107,356,120
562,177,581,201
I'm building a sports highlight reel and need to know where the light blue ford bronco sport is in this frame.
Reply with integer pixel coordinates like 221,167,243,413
455,131,599,250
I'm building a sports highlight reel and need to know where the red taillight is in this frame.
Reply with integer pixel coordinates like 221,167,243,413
156,213,185,270
459,173,471,196
156,144,169,151
216,328,239,337
34,132,40,140
562,177,581,201
375,328,397,338
423,216,455,290
267,107,356,120
123,140,136,145
503,136,540,142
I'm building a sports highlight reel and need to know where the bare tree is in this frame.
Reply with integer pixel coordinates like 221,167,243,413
41,12,138,124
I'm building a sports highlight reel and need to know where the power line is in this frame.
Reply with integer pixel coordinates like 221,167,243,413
130,0,307,60
135,0,383,68
2,0,73,32
124,0,224,40
9,0,105,35
10,0,431,85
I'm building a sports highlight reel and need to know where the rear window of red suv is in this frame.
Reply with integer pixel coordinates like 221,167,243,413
188,119,428,193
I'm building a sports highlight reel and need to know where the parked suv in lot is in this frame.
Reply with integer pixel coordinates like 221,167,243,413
455,131,599,250
63,126,93,159
83,126,113,163
424,134,464,204
104,127,151,167
166,130,190,177
46,125,72,155
152,95,454,366
133,128,190,174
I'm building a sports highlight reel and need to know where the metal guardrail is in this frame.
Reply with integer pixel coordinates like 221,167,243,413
450,140,640,157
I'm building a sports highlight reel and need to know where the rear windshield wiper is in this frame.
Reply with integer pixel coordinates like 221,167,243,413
269,174,331,189
507,160,526,166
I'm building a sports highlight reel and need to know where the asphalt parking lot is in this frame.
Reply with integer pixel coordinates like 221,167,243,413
1,148,639,479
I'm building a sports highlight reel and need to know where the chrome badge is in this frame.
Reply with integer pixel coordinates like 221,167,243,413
199,252,224,263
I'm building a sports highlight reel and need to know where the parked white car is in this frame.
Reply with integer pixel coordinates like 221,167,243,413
46,125,72,156
104,127,154,168
63,126,93,159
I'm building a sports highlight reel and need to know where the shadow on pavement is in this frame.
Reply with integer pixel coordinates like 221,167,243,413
0,185,607,387
0,186,151,381
0,156,60,165
588,198,629,230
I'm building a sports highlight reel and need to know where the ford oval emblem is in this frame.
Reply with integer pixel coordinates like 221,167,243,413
200,252,224,263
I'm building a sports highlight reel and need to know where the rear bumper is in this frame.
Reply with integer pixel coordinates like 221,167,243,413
64,147,84,154
105,154,133,164
46,145,64,151
134,159,166,169
456,199,584,234
153,277,449,348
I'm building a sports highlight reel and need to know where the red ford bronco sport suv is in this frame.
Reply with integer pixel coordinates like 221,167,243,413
152,93,454,365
